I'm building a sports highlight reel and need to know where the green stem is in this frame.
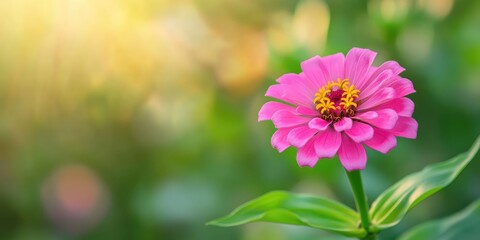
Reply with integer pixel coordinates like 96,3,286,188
362,233,376,240
345,170,374,239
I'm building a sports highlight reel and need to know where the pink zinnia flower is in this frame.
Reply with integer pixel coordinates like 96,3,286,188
258,48,417,171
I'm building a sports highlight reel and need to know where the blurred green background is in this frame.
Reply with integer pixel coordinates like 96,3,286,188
0,0,479,239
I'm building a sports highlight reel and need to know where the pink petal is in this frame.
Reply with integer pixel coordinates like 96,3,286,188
265,84,292,105
314,128,342,158
265,84,284,99
271,110,311,128
338,134,367,171
357,87,395,110
389,77,416,97
390,117,418,139
278,73,317,100
344,48,377,86
258,101,294,121
301,56,328,88
358,60,405,91
319,53,345,81
355,111,378,120
309,118,331,131
266,74,314,107
334,117,353,132
365,66,377,79
276,73,300,84
271,127,294,152
298,72,319,95
380,60,405,75
297,138,319,167
296,106,319,116
369,98,415,117
371,60,405,77
265,84,310,107
355,109,398,130
358,69,393,100
345,121,374,143
287,126,319,148
364,128,397,154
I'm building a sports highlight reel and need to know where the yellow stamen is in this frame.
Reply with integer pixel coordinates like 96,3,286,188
313,78,360,122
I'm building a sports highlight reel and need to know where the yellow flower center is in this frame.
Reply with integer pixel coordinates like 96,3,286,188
313,78,360,122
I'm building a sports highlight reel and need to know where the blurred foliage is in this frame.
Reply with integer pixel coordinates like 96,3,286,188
0,0,479,239
399,199,480,240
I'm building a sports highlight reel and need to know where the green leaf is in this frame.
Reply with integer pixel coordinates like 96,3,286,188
207,191,366,238
398,199,480,240
369,136,480,232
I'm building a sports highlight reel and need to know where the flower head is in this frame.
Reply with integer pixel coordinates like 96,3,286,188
258,48,417,171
